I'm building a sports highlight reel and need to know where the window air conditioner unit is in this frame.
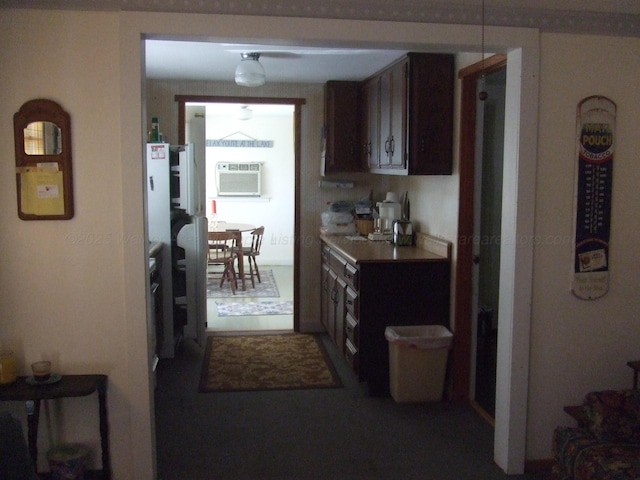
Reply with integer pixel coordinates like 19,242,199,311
216,162,262,196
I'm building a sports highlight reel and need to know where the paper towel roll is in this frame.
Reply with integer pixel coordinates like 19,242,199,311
385,192,399,202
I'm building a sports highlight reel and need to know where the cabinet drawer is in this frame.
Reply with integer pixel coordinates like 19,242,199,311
345,337,359,374
345,312,358,346
345,286,358,317
321,245,331,263
344,263,359,289
329,250,346,273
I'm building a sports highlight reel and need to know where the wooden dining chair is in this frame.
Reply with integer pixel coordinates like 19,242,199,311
237,226,264,288
207,231,239,294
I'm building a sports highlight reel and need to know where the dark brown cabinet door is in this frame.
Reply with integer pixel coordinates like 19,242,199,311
361,77,380,169
407,53,454,175
386,59,408,169
322,81,362,174
334,276,347,355
321,262,331,332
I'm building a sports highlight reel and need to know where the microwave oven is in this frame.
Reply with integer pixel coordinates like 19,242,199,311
216,162,261,196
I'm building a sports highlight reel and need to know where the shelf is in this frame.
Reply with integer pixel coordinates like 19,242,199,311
209,196,271,203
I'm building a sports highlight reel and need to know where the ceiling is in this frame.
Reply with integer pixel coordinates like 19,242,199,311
145,41,410,83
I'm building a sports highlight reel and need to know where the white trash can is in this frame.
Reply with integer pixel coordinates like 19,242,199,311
385,325,453,403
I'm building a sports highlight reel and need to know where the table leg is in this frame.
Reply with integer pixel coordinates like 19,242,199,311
25,399,40,468
233,232,247,291
97,379,111,480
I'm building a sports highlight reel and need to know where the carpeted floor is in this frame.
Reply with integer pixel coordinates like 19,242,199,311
199,333,342,392
155,334,549,480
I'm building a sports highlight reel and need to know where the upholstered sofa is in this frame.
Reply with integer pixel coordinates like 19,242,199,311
553,389,640,480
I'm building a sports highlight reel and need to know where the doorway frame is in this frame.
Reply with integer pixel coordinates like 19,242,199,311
453,54,507,409
451,49,538,472
122,14,540,477
175,95,306,332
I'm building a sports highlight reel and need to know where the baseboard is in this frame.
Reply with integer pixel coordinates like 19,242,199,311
469,399,495,427
525,458,554,474
467,401,554,475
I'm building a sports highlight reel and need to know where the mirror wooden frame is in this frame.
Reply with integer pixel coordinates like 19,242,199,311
13,99,74,220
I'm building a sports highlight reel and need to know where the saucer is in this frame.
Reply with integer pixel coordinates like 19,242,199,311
26,373,62,386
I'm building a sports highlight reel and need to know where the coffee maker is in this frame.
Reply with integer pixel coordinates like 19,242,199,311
370,192,402,241
377,200,401,232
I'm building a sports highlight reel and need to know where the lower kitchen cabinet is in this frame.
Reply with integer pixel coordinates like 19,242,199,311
320,235,451,396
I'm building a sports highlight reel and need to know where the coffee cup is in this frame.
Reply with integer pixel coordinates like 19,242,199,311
31,361,51,382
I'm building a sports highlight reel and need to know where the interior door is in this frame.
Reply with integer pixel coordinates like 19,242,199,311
185,106,207,344
472,67,506,418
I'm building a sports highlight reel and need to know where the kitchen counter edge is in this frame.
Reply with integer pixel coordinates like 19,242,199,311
320,234,449,265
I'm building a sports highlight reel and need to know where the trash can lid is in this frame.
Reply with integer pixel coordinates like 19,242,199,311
385,325,453,349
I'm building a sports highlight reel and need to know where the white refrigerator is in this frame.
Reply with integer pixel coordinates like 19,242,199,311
146,143,175,358
146,143,207,357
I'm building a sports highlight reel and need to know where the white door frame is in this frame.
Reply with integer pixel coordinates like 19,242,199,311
120,13,540,476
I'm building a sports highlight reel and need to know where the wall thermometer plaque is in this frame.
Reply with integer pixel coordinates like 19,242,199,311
572,95,616,300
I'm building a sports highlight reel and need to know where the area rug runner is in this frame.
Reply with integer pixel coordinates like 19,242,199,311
199,334,343,392
207,269,280,298
215,300,293,317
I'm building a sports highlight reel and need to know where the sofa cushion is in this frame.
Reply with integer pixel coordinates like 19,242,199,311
553,426,601,479
573,443,640,480
585,390,640,443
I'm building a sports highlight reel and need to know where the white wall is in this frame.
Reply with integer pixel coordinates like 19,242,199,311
0,10,150,478
528,32,640,459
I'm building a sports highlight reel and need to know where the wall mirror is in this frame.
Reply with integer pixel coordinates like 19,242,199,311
13,99,74,220
24,121,62,155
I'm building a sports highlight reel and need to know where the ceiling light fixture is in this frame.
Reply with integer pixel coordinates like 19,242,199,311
235,53,266,87
237,105,253,120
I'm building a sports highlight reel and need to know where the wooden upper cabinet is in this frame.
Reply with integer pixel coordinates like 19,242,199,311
406,53,454,175
324,53,454,176
322,81,362,174
361,76,380,169
380,58,408,170
366,53,454,175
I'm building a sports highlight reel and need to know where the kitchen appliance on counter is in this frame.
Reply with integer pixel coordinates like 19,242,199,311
369,201,400,241
376,201,401,232
393,220,413,246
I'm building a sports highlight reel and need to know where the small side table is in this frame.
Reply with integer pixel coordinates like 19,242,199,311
627,360,640,389
0,374,110,479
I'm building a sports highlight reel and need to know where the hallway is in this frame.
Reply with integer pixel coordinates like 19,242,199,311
154,333,548,480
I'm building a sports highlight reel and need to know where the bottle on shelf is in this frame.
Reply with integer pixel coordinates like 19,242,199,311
151,117,160,142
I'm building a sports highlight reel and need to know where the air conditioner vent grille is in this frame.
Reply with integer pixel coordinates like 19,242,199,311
216,162,261,196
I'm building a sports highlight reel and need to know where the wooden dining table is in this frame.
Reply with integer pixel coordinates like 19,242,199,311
208,221,255,291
